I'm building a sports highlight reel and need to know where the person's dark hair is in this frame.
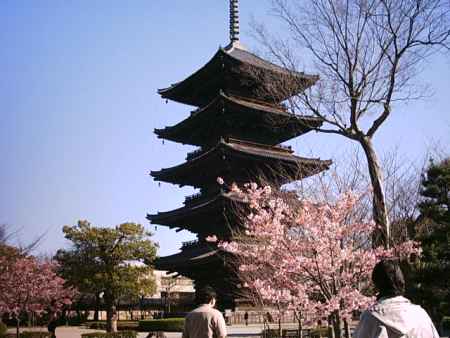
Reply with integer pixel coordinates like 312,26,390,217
196,286,217,304
372,260,405,299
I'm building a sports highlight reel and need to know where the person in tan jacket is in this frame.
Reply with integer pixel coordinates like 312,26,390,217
183,286,227,338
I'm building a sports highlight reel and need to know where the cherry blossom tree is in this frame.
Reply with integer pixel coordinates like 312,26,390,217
0,255,77,338
210,181,419,338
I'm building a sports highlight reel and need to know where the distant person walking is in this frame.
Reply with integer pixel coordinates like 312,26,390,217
354,260,439,338
182,286,227,338
244,312,249,326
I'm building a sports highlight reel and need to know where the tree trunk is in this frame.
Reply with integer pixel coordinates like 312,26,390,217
327,316,335,338
327,326,335,338
94,293,100,321
360,136,390,248
278,317,282,338
332,312,341,338
343,319,350,338
16,318,20,338
297,318,302,338
106,301,118,333
294,310,302,338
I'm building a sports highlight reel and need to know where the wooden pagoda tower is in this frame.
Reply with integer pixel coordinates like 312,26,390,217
148,0,331,308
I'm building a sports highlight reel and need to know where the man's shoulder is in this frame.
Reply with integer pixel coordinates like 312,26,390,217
210,308,224,318
188,305,222,316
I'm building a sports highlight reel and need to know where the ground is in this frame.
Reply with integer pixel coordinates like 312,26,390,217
7,323,272,338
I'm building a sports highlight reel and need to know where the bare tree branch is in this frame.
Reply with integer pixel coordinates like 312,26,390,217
249,0,450,247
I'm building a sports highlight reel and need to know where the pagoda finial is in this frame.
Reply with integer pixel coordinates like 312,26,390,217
229,0,239,43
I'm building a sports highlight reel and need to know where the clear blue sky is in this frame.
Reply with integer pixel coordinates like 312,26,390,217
1,1,449,257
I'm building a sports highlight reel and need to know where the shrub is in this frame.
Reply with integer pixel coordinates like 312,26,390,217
261,327,331,338
81,331,137,338
441,316,450,335
0,321,7,337
138,318,185,332
310,327,331,338
86,322,138,331
261,329,279,338
19,332,52,338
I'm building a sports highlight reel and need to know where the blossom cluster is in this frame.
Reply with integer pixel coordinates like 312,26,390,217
213,182,420,323
0,255,77,318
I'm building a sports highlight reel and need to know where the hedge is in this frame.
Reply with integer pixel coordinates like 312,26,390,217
81,331,137,338
138,318,185,332
441,316,450,335
86,321,139,331
310,327,331,338
19,332,52,338
261,327,330,338
0,322,7,337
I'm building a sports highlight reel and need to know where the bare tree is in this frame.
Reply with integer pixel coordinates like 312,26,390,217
0,224,45,254
251,0,450,247
292,147,425,244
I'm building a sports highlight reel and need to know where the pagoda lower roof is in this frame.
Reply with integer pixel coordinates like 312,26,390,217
155,92,323,146
155,243,220,271
158,44,318,107
147,191,243,234
155,243,239,305
150,138,331,188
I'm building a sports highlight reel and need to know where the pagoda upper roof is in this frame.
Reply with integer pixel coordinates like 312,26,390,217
158,44,318,107
150,138,331,188
155,92,323,146
147,191,243,234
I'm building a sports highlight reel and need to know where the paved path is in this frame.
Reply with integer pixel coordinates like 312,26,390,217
7,323,268,338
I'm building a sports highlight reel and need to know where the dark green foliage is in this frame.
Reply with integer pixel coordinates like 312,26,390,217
138,318,185,332
411,159,450,323
442,316,450,329
261,327,331,338
86,321,138,331
310,327,331,338
81,331,137,338
55,221,157,332
19,332,51,338
0,321,7,337
260,329,279,338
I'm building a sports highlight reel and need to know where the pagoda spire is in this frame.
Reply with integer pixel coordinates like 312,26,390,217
229,0,239,43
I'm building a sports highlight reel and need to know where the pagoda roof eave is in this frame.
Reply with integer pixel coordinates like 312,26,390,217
150,139,332,188
223,45,316,81
155,245,219,270
154,92,324,146
147,191,244,228
158,46,318,106
157,48,222,102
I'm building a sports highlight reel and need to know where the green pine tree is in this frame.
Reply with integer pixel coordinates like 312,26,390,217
414,158,450,322
55,221,157,332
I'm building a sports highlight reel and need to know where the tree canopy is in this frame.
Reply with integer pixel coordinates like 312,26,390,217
55,220,157,332
212,181,419,338
253,0,450,247
412,158,450,322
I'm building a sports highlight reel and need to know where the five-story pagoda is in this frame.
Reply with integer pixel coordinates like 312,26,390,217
148,0,331,308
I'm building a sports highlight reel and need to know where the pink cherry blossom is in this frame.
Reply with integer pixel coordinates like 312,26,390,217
205,235,218,242
215,182,420,330
0,255,77,320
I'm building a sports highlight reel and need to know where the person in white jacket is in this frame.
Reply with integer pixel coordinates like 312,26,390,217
354,260,439,338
